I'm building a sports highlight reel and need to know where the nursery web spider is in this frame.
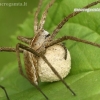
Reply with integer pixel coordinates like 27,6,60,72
0,0,100,100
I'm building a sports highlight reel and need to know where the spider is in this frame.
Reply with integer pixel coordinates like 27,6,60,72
0,0,100,100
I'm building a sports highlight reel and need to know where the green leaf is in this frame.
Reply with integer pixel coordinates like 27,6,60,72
1,0,100,100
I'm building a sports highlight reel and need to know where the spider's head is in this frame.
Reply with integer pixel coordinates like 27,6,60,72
31,30,50,50
43,30,50,39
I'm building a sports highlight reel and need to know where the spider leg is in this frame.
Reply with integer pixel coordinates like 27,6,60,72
61,43,67,59
34,0,43,33
0,36,30,52
0,47,23,53
0,47,22,100
17,36,32,44
45,36,100,48
16,43,48,100
0,85,10,100
50,0,100,39
17,43,76,96
39,0,55,30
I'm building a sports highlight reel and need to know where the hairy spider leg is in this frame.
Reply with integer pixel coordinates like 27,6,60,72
0,47,16,52
39,0,55,30
0,85,10,100
34,0,43,33
45,36,100,49
17,36,32,44
50,0,100,39
0,36,32,52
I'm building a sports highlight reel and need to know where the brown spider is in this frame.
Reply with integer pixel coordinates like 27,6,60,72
0,0,100,100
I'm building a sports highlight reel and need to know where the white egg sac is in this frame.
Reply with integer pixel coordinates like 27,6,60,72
38,44,71,82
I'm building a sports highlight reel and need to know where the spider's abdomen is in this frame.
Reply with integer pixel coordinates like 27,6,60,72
24,51,38,85
38,44,71,82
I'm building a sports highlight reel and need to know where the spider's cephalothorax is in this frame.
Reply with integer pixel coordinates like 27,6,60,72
1,0,100,100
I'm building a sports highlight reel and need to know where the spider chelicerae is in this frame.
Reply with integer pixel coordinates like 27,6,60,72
0,0,100,100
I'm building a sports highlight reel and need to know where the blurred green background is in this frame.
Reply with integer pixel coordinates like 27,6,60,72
0,0,39,67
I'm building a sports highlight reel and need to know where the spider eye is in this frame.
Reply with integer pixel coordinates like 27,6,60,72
45,34,50,38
